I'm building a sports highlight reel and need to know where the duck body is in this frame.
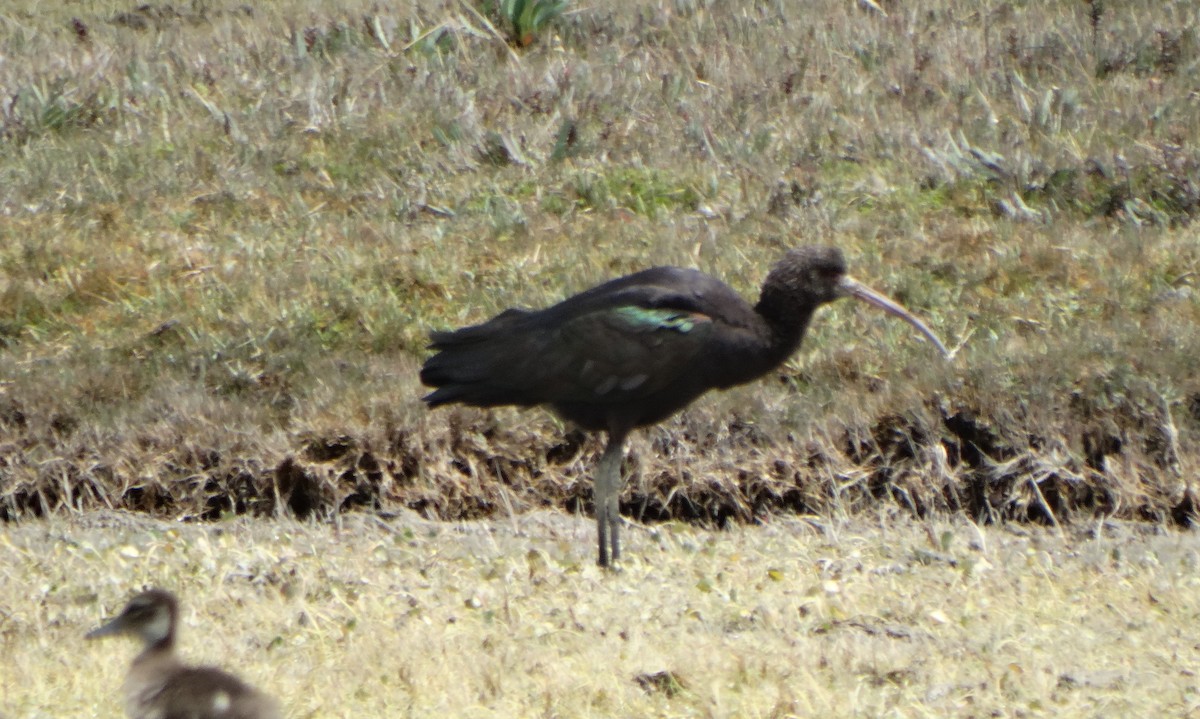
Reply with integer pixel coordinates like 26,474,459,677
122,652,282,719
87,589,282,719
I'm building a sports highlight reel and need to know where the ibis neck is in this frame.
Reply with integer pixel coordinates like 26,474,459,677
755,294,819,355
760,317,812,370
712,298,819,385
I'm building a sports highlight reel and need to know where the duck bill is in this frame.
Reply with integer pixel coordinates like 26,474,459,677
84,617,124,640
838,276,951,358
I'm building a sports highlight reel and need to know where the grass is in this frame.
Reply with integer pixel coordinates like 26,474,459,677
0,0,1198,711
0,0,1196,525
5,512,1200,717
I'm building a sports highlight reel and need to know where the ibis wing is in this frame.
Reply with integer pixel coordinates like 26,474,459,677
421,268,744,409
543,303,715,404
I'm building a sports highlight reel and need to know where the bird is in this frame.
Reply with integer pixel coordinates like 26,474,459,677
85,588,283,719
420,246,948,567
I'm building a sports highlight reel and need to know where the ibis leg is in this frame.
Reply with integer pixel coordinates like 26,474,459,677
594,434,626,567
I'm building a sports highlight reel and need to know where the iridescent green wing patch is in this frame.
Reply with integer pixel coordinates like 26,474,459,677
610,306,712,333
553,304,715,401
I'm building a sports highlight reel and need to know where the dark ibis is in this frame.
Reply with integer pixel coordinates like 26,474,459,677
421,246,948,567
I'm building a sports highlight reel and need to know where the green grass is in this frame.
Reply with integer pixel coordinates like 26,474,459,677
0,0,1198,542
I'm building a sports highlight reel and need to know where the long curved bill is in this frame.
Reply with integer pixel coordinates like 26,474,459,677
839,276,952,359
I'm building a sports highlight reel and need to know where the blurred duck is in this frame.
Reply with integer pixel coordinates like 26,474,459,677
86,588,282,719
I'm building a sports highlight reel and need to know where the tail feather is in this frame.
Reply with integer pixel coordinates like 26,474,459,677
420,310,550,408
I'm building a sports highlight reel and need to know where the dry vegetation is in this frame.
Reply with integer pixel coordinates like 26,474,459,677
5,512,1200,717
1,0,1199,711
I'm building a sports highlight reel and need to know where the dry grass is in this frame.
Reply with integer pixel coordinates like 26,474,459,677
3,513,1200,717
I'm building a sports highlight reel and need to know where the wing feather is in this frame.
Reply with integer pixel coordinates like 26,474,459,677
421,266,756,410
551,305,714,403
